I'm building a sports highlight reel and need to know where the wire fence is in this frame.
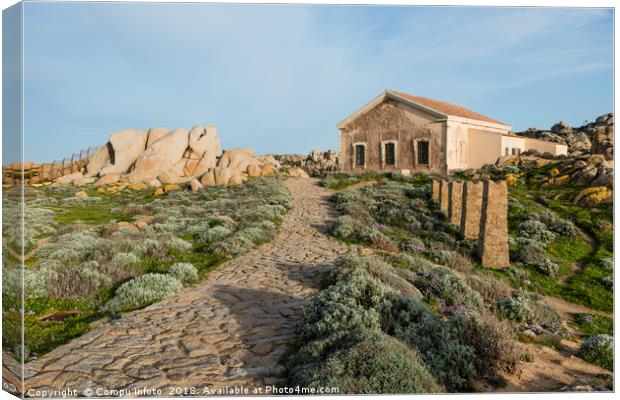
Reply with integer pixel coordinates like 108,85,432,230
2,147,93,185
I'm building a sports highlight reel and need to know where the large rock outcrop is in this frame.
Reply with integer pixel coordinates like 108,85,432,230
51,124,278,189
275,149,339,176
99,129,148,175
84,145,112,177
126,128,189,183
516,113,613,160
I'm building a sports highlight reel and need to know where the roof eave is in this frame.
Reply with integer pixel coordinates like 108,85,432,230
336,90,390,129
337,90,449,129
446,115,512,131
337,90,510,131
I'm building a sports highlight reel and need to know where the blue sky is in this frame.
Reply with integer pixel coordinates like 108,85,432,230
14,3,615,162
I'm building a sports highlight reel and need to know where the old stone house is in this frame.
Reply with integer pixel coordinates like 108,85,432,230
338,90,568,174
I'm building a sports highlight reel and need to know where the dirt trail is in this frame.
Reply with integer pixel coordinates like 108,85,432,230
543,295,612,320
496,342,611,392
22,178,348,395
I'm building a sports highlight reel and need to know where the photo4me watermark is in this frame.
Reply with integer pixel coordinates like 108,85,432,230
25,385,340,397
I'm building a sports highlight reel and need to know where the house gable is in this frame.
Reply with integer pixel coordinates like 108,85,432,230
338,90,511,132
337,91,444,130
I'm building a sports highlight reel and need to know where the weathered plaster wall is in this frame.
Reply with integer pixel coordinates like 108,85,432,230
339,99,446,173
523,138,568,156
445,121,469,171
501,136,525,156
466,128,503,169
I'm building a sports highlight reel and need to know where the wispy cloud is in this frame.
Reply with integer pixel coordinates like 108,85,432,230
20,4,613,161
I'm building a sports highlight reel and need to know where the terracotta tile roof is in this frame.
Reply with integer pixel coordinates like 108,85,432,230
389,90,507,126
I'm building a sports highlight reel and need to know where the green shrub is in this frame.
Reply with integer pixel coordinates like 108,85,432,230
427,250,472,272
292,253,476,392
104,273,183,313
166,236,193,253
3,205,56,252
517,220,556,243
514,241,558,276
132,238,164,257
197,225,234,243
35,229,101,265
333,255,422,300
298,276,392,343
412,264,483,310
111,252,140,270
532,211,578,237
330,189,359,209
571,313,613,336
454,312,520,378
403,185,430,200
77,262,112,293
332,215,356,239
578,335,613,370
495,291,559,326
397,254,437,274
288,329,442,394
392,299,477,391
237,226,274,245
466,274,512,306
368,229,397,250
599,257,613,272
169,263,199,284
3,267,56,298
208,233,255,257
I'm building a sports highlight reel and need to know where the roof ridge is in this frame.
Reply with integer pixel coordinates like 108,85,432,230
387,90,507,126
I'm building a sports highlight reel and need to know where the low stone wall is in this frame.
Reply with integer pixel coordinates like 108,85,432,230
433,178,509,269
3,150,91,185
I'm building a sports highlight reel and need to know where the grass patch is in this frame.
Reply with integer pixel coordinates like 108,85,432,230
518,332,564,352
570,313,613,337
508,183,613,313
52,203,134,225
320,171,384,190
23,297,98,357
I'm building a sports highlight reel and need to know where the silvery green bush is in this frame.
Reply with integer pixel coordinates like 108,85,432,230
495,291,559,327
288,254,496,393
517,219,556,243
287,329,442,394
169,263,199,285
104,273,183,313
578,334,613,370
111,252,140,270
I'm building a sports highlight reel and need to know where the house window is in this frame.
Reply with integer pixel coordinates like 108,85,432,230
381,140,397,167
511,148,517,155
417,141,429,165
354,144,365,167
505,147,510,156
385,142,396,166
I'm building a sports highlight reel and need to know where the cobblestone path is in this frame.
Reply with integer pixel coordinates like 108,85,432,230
23,178,348,396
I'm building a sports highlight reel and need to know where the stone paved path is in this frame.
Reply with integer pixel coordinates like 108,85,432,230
23,178,348,396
